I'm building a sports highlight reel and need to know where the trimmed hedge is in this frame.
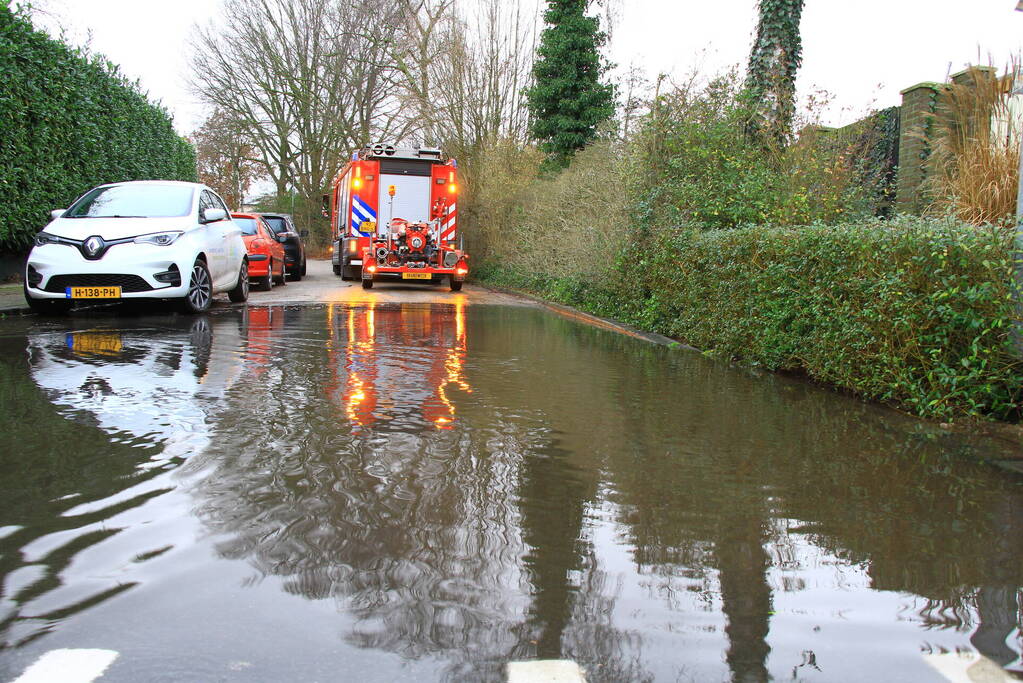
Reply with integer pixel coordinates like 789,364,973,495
0,4,197,250
478,218,1023,421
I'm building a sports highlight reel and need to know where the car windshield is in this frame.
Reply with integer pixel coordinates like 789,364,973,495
262,216,286,233
64,185,195,218
233,218,259,236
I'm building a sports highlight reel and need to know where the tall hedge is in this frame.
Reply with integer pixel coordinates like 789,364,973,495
0,4,197,251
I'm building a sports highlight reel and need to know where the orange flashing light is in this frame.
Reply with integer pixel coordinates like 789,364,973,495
448,171,457,194
367,264,377,273
352,166,363,190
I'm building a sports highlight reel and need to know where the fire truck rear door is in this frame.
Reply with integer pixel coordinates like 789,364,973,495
377,159,432,236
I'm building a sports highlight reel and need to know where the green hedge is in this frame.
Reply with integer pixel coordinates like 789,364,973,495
0,4,196,250
478,218,1023,421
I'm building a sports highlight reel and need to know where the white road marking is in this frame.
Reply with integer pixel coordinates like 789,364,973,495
11,649,119,683
507,659,587,683
922,652,1016,682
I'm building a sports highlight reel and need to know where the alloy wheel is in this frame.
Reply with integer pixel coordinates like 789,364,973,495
188,263,212,311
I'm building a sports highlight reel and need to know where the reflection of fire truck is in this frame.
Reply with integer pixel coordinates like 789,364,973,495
324,303,471,431
325,144,468,291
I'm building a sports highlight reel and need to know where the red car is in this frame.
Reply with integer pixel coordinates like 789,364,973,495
232,213,287,291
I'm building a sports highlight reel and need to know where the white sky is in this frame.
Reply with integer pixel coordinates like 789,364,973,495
23,0,1023,135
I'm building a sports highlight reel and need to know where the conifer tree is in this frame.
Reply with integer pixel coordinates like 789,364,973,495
745,0,805,148
526,0,615,168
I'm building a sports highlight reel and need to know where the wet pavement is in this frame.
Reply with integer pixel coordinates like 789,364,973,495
0,299,1022,682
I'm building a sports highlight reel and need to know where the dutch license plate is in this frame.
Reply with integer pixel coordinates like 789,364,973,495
402,272,432,280
68,332,123,355
66,286,121,299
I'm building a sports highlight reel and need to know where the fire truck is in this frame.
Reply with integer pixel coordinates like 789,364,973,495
326,144,468,291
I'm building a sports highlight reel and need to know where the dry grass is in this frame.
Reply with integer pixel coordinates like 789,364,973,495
925,65,1021,226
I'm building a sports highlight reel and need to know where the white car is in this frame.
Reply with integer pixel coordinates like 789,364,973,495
24,180,249,314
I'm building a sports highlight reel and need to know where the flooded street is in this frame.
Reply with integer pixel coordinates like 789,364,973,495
0,302,1021,682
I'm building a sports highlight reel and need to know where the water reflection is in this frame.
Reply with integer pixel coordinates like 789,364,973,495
327,302,472,431
0,313,244,650
0,304,1020,681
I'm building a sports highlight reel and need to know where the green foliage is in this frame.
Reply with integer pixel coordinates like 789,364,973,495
0,5,197,251
745,0,805,147
632,74,875,231
525,0,615,169
844,106,900,218
483,218,1023,421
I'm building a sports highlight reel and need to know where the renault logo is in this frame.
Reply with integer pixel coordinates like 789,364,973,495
82,235,105,259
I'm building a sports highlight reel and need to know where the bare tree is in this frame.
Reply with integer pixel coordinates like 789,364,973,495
190,0,410,200
443,0,536,150
192,108,263,209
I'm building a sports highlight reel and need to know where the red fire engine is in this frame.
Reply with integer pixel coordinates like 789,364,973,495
325,144,468,291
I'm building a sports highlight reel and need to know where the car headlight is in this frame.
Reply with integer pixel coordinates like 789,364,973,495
133,231,184,246
34,232,60,247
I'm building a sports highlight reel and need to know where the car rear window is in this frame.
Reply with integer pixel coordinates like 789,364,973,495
65,185,195,218
233,218,259,235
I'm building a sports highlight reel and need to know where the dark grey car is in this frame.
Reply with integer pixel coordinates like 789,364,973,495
261,213,307,280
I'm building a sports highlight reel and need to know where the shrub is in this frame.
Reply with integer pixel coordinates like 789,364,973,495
0,4,197,251
630,72,878,232
466,137,626,285
643,219,1020,420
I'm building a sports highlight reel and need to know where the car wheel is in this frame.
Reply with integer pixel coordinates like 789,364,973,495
301,258,307,276
181,259,213,313
23,283,71,315
256,261,273,291
274,259,287,286
289,265,303,282
334,262,343,277
228,261,250,303
361,277,373,290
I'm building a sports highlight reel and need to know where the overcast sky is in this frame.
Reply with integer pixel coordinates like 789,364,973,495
23,0,1023,136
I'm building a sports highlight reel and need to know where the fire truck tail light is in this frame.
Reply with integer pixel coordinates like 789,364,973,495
448,184,457,194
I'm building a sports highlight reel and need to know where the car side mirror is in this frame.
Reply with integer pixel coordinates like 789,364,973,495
201,207,227,224
299,229,309,238
277,234,288,243
50,209,65,220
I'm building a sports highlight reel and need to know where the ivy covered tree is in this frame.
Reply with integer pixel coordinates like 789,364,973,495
745,0,805,149
526,0,615,169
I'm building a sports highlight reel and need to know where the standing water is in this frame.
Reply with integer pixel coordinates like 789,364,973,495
0,303,1020,682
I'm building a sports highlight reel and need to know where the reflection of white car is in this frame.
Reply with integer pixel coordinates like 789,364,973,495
28,315,245,456
24,180,249,314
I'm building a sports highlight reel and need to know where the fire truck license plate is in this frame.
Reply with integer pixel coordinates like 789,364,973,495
402,272,432,280
66,286,121,299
